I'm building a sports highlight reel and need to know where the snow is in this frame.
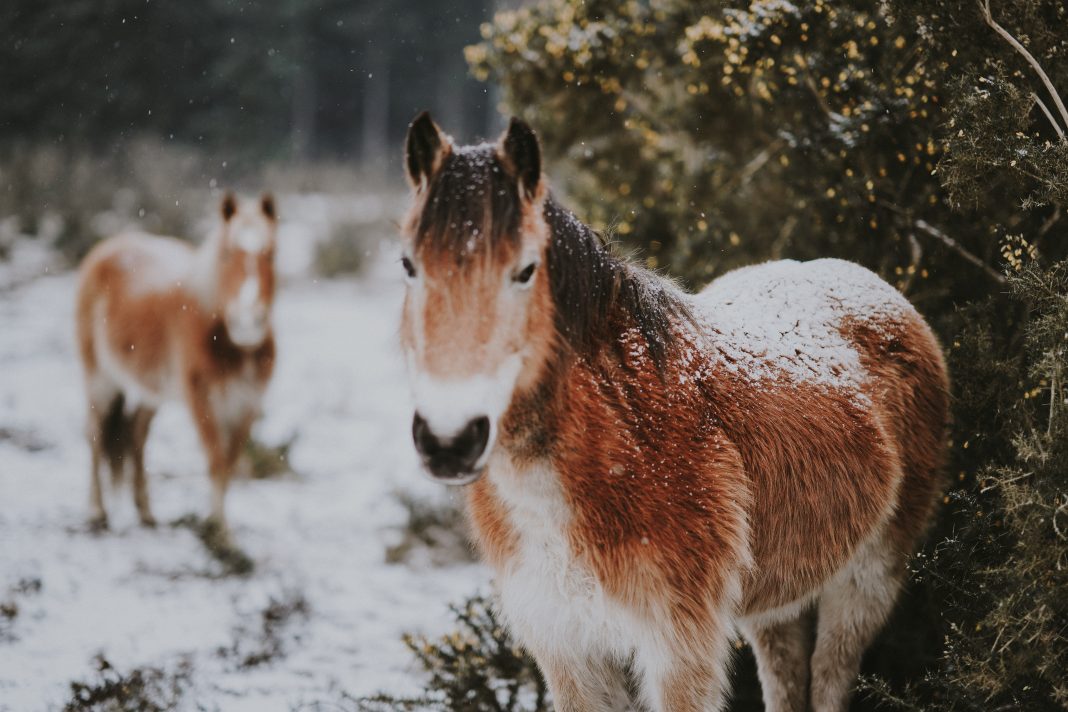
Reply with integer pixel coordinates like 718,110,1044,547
0,243,489,709
692,258,912,393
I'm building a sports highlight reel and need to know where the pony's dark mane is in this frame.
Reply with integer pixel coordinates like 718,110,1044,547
415,144,521,259
544,199,692,367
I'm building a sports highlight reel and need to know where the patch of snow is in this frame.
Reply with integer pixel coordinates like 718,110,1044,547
0,250,488,710
691,258,912,393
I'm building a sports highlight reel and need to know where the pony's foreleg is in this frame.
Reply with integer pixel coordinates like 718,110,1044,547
532,651,629,712
635,622,732,712
738,609,813,712
129,407,157,527
186,379,231,528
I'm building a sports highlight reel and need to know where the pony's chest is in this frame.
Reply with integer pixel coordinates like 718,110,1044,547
488,463,641,658
209,365,266,426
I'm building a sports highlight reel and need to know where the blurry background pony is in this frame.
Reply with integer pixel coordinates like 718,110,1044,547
75,193,278,532
398,113,949,712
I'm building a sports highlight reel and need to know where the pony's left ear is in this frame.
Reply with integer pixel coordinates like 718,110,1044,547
221,192,237,222
405,111,450,190
499,117,541,200
260,193,276,221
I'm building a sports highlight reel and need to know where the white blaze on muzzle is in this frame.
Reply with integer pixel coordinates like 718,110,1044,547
408,352,524,469
225,262,268,348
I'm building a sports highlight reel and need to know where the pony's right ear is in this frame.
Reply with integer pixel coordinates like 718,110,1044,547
221,192,237,222
405,111,449,190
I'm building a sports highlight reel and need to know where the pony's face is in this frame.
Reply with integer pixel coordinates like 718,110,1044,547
399,114,554,484
217,193,277,349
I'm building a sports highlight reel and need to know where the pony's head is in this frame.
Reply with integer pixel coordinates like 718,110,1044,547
216,192,278,349
399,112,556,483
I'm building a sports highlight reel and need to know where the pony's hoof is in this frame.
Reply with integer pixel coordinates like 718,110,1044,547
139,514,158,529
88,515,109,533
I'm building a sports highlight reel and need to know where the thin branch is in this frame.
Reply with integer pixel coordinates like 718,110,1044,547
722,138,786,195
980,0,1068,140
1031,92,1066,140
914,219,1008,284
1038,206,1061,238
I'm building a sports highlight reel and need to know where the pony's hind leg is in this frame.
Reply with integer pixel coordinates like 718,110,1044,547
84,384,124,530
87,422,107,530
809,529,904,712
738,608,814,712
129,406,157,527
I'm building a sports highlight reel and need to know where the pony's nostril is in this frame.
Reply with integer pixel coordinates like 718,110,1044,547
412,412,439,456
454,416,491,464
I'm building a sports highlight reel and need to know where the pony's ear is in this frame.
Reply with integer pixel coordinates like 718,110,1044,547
499,117,541,200
260,193,276,221
405,111,449,189
221,192,237,222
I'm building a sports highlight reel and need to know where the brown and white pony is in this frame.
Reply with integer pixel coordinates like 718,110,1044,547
75,193,277,531
398,113,949,712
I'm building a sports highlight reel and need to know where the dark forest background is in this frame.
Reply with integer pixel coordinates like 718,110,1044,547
0,0,500,164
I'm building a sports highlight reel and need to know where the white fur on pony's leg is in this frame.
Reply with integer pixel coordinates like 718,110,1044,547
810,531,904,712
209,476,229,529
738,609,813,712
635,629,731,712
534,651,628,712
88,434,108,529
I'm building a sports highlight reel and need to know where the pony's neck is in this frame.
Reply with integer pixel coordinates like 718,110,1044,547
499,199,694,460
188,230,224,313
542,197,691,368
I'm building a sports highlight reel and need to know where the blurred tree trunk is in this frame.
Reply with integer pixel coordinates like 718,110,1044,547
290,23,316,162
437,51,466,141
361,49,389,167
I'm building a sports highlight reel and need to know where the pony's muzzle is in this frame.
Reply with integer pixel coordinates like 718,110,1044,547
412,412,490,484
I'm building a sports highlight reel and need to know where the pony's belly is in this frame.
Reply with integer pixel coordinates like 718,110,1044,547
92,301,177,408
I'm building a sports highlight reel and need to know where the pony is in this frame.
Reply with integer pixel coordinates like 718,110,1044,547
398,113,949,712
75,193,278,532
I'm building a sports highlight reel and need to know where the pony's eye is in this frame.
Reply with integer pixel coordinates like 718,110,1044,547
514,262,537,285
401,256,417,279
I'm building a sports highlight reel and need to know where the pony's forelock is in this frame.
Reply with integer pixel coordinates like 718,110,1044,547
414,144,522,263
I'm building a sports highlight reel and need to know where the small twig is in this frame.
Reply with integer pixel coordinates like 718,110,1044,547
914,219,1007,284
902,231,924,293
723,138,786,194
1031,92,1066,140
1038,205,1061,238
1053,494,1068,541
980,0,1068,140
979,470,1033,493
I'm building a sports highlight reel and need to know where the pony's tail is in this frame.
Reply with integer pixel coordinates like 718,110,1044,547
100,393,132,486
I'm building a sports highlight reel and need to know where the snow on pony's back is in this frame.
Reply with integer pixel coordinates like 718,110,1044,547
693,258,913,394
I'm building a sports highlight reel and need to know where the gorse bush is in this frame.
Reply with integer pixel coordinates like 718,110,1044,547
458,0,1068,709
361,596,547,712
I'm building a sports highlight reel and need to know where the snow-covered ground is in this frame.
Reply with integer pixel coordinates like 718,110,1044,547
0,233,490,709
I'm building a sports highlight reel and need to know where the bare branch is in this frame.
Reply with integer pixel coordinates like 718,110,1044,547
980,0,1068,140
914,219,1008,284
1031,92,1066,140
